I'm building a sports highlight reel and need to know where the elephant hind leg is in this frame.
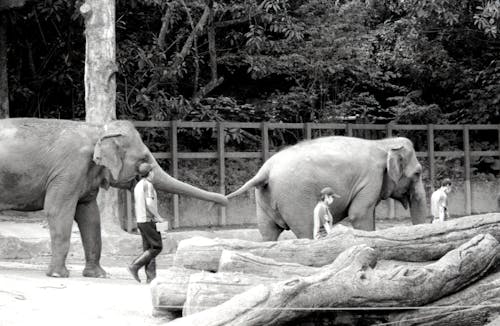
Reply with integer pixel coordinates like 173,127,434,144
44,186,79,278
257,210,283,241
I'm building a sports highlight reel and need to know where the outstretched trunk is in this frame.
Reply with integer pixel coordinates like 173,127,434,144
151,161,228,206
409,177,427,224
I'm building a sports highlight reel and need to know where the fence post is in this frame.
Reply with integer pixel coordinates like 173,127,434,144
463,126,472,215
170,120,180,228
386,124,395,219
261,122,270,161
217,121,227,226
305,122,312,140
346,123,353,137
427,124,435,193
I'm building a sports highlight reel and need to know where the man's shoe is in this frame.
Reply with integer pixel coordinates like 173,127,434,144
127,265,141,283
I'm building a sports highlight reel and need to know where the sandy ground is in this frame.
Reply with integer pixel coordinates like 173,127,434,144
0,264,170,326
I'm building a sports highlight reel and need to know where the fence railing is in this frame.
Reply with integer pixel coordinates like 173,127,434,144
124,121,500,230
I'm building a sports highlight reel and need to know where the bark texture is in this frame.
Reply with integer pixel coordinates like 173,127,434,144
168,234,499,326
218,250,321,277
174,214,500,271
389,269,500,326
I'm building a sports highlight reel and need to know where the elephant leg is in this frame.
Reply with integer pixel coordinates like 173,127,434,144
348,201,377,231
75,199,107,278
257,209,283,241
44,187,78,278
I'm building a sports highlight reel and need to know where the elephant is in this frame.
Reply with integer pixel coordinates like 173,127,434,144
227,136,428,241
0,118,228,278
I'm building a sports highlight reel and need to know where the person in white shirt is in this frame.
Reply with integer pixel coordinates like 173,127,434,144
313,187,341,239
431,178,452,223
128,163,167,283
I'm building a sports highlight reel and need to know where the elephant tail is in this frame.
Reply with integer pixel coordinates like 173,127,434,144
227,165,270,199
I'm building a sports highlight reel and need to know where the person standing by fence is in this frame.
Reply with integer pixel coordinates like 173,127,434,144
431,178,452,223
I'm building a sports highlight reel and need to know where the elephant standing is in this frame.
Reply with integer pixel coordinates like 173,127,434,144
0,118,228,277
228,136,427,241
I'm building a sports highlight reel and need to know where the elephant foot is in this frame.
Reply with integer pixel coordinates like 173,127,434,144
82,264,107,278
46,265,70,278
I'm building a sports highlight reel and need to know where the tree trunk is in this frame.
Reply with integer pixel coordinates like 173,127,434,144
388,268,500,326
174,214,500,271
0,13,9,118
80,0,121,234
168,234,498,326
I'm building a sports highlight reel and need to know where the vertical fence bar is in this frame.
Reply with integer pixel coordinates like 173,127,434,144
305,122,312,140
346,123,353,137
386,124,395,219
463,126,472,215
262,122,270,161
217,122,227,226
427,124,435,193
170,120,180,228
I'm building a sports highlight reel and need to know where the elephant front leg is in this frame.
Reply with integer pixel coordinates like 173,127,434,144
75,200,107,278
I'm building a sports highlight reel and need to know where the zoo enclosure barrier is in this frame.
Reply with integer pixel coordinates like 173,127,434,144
120,121,500,231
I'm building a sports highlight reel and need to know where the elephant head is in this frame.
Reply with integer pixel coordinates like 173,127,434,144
383,138,427,224
93,120,228,205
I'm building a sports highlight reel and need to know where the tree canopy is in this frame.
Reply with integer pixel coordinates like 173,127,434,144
5,0,500,124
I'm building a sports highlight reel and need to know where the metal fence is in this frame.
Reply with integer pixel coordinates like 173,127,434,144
122,121,500,230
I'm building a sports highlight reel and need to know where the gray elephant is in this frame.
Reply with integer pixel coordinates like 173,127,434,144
0,118,228,277
228,136,427,240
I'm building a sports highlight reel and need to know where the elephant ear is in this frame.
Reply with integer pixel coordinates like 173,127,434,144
93,133,123,181
387,146,404,183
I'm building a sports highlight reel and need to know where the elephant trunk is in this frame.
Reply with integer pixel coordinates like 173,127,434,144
409,178,428,224
151,164,228,206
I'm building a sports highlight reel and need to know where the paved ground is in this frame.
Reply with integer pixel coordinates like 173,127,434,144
0,215,411,326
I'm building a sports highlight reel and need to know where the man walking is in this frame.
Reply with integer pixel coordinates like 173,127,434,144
128,163,167,283
431,178,452,223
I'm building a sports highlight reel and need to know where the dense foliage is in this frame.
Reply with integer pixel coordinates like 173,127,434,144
6,0,500,124
4,0,500,183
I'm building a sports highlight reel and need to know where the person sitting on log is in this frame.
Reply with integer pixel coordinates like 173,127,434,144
431,178,452,223
313,187,341,239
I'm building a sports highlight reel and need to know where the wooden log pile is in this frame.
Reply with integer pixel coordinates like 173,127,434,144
151,214,500,325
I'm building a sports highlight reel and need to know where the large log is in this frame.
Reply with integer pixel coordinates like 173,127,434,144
174,213,500,271
184,247,372,316
388,268,500,326
150,267,198,319
183,272,275,316
164,234,499,326
218,250,321,277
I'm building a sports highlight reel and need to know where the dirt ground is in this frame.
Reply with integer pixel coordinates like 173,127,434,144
0,263,171,326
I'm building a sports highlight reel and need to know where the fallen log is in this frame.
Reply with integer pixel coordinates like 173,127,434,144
218,249,426,276
174,213,500,272
183,272,275,316
184,247,373,316
164,234,499,326
218,250,321,277
388,268,500,326
150,267,198,318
